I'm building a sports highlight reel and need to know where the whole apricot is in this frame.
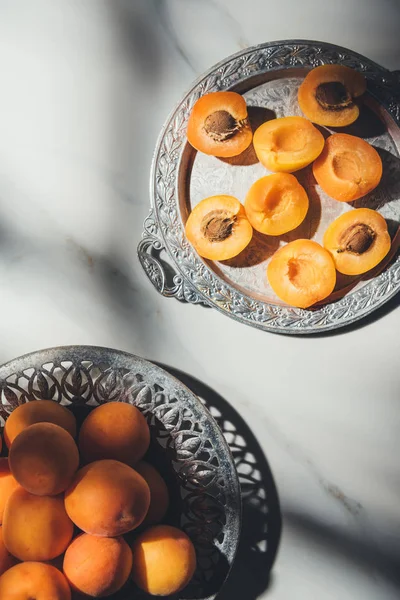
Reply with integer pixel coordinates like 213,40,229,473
65,459,150,536
63,533,132,597
4,399,76,448
0,458,20,524
0,561,71,599
131,525,196,595
3,487,74,561
0,527,17,576
79,402,150,467
135,461,169,526
9,422,79,496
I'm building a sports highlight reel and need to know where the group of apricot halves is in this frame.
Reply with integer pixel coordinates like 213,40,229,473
185,65,391,309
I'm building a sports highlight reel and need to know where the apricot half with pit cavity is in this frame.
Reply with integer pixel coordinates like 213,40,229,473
323,208,391,275
267,239,336,308
245,173,309,236
185,195,253,261
313,133,382,202
253,116,325,173
298,64,367,127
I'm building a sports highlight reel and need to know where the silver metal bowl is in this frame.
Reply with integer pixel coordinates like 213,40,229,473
138,39,400,334
0,346,241,600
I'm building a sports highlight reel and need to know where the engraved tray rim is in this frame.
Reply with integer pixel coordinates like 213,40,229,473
0,345,242,600
139,39,400,334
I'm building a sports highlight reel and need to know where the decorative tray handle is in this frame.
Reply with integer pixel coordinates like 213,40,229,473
137,210,210,306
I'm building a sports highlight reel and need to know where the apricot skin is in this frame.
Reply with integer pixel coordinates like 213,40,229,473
3,487,74,562
135,461,170,526
9,422,79,496
63,533,133,597
0,561,71,600
0,527,17,576
0,458,21,524
4,399,77,448
131,525,197,596
64,459,150,537
79,401,150,467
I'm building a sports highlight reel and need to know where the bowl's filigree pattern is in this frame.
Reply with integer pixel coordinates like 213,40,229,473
138,40,400,334
0,346,241,600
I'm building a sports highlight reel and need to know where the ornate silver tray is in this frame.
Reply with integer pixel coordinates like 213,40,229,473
138,40,400,334
0,346,241,600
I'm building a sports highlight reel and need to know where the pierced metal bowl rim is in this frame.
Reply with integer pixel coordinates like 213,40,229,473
0,344,242,600
144,38,400,335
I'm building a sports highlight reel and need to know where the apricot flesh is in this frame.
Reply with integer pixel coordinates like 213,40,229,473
9,422,79,496
131,525,197,596
4,399,77,448
135,461,170,526
298,64,366,127
186,195,253,261
323,208,391,275
245,173,309,236
253,116,325,172
79,401,150,467
63,533,132,597
64,459,150,536
0,561,71,600
313,134,382,202
0,458,20,524
187,91,252,158
3,487,74,561
267,239,336,308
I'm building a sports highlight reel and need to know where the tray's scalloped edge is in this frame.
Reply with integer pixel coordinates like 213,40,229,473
139,39,400,334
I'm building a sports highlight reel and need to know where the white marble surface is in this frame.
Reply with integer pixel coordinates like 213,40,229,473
0,1,400,598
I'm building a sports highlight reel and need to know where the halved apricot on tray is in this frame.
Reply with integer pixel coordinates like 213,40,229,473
185,195,253,260
313,133,382,202
253,116,324,172
245,173,309,235
187,91,252,158
298,65,367,127
267,239,336,308
323,208,391,275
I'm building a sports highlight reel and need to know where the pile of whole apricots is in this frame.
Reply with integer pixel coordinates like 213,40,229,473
0,400,196,599
185,65,392,309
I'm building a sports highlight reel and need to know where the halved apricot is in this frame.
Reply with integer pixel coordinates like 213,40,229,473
185,195,253,261
298,65,367,127
187,91,252,158
245,173,309,236
253,116,325,172
267,239,336,308
323,208,391,275
313,133,382,202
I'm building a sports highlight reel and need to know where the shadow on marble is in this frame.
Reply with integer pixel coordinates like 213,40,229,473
157,364,282,600
285,510,400,588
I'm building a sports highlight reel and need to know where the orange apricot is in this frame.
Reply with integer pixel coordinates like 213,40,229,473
3,487,74,561
0,458,20,524
65,459,150,536
135,461,169,526
245,173,309,235
4,399,76,448
267,239,336,308
298,64,367,127
0,562,71,600
79,401,150,467
186,195,253,261
323,208,391,275
187,91,252,158
131,525,196,596
0,527,17,576
253,116,324,172
9,422,79,496
313,133,382,202
63,533,132,597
